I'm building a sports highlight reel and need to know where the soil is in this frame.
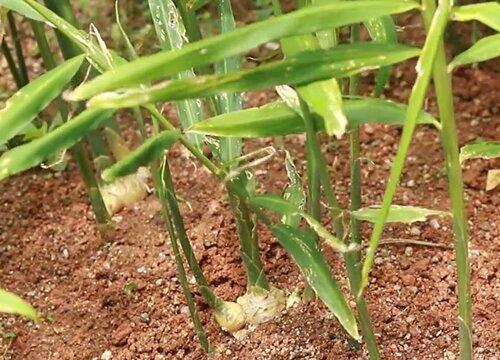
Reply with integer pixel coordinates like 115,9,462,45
1,5,500,360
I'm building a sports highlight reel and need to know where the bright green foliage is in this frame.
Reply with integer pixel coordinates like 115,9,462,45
0,0,44,21
272,225,360,341
188,98,438,138
102,130,181,182
459,141,500,163
281,34,347,138
0,55,85,145
452,2,500,32
0,289,38,321
68,1,420,100
0,109,113,181
449,34,500,71
351,205,450,224
86,43,420,108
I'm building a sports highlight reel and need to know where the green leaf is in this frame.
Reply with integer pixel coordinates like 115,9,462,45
249,194,349,252
87,43,420,108
282,151,305,228
452,2,500,32
0,55,85,145
0,289,38,321
0,108,113,181
459,141,500,163
364,16,398,96
282,34,347,138
250,194,299,215
0,0,44,21
272,224,359,340
102,130,181,182
68,0,420,100
351,205,450,224
148,0,204,148
188,98,439,138
448,34,500,71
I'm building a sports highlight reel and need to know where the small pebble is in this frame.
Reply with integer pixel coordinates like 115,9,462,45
478,222,493,231
137,266,147,274
430,218,440,230
406,179,416,188
101,350,112,360
405,246,414,257
410,227,421,236
140,312,150,323
374,257,384,265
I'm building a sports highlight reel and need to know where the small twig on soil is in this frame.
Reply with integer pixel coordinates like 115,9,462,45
378,238,453,249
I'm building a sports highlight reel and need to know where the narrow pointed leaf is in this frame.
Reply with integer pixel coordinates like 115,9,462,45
0,289,38,321
0,0,44,21
102,130,181,182
68,1,420,100
272,224,360,340
0,108,113,181
188,98,439,138
448,34,500,71
459,141,500,163
364,16,398,95
0,55,85,144
452,2,500,32
87,43,420,108
351,205,450,224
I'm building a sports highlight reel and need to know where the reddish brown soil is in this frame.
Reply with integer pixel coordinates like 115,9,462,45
1,7,499,360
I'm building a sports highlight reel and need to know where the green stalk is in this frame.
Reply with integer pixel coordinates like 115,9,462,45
6,12,29,86
215,0,268,290
299,100,343,238
174,0,203,42
421,1,472,358
160,160,218,308
156,163,212,352
40,0,112,230
119,22,214,345
298,99,346,305
0,40,23,89
73,144,111,231
345,23,380,360
360,0,452,294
